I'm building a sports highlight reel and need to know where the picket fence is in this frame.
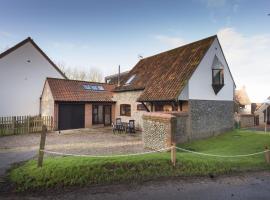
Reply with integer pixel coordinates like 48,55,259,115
0,116,53,136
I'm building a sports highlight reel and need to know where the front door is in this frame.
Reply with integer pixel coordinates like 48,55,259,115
92,105,112,126
92,105,103,125
104,105,111,126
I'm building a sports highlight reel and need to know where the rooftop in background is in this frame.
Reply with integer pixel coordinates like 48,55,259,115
104,70,130,85
114,35,218,101
235,86,251,106
46,78,115,102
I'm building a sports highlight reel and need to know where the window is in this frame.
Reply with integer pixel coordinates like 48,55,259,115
125,74,136,85
83,84,105,91
211,55,224,94
120,104,131,116
137,103,146,111
212,69,224,85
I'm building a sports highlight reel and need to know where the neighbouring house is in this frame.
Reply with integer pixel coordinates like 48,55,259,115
105,70,129,85
254,97,270,126
40,78,115,130
235,86,251,114
234,86,255,128
113,35,236,139
0,37,67,116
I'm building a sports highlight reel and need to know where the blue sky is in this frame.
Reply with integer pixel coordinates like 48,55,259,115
0,0,269,101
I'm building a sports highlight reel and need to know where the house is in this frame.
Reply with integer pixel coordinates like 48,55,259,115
0,37,67,116
40,78,115,130
40,35,235,139
235,86,251,114
254,97,270,126
113,35,235,137
105,70,129,85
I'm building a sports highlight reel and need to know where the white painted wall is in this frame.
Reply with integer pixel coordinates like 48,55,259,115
0,42,64,116
179,38,235,101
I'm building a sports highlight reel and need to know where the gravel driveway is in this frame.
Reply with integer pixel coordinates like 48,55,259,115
0,127,143,176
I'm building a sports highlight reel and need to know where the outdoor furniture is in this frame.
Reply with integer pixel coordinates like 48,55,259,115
115,118,125,133
126,120,135,134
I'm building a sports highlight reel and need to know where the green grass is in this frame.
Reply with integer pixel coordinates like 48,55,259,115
10,129,270,191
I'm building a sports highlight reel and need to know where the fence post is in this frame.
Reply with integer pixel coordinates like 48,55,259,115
38,125,47,167
171,142,176,167
12,116,16,134
265,146,270,164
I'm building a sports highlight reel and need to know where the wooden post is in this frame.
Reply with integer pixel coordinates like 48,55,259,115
265,146,270,164
38,125,47,167
171,142,176,167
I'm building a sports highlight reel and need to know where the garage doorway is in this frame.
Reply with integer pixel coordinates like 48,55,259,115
58,104,85,130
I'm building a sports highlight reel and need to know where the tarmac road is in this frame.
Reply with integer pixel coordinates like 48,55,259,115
1,171,270,200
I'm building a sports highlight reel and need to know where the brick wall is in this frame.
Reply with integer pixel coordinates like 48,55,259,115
85,103,92,128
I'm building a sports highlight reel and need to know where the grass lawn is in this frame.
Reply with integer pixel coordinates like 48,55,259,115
10,129,270,191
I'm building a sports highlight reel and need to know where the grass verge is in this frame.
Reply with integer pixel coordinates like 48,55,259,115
10,129,270,191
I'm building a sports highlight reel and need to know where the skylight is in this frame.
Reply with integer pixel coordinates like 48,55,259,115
125,74,136,85
83,84,105,91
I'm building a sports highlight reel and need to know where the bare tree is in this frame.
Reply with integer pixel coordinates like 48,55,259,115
57,61,103,82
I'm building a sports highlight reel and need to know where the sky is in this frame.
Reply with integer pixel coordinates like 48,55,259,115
0,0,269,102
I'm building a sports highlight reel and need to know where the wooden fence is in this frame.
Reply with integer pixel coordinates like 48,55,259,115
0,116,53,136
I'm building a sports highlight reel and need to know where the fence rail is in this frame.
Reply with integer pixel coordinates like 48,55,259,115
0,116,53,136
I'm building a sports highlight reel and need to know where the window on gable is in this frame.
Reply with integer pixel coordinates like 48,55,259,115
211,55,224,94
120,104,131,116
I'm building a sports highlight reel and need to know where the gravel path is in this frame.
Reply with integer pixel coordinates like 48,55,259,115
0,127,144,176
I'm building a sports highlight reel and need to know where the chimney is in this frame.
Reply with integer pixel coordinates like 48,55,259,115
118,65,120,87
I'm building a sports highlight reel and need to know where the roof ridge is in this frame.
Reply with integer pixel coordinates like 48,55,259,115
46,77,113,85
141,35,217,60
0,37,67,79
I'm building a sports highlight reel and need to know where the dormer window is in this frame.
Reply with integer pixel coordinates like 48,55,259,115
125,74,136,85
211,55,224,94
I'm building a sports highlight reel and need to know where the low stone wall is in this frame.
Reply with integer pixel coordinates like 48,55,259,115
142,112,188,149
239,114,254,128
142,113,176,150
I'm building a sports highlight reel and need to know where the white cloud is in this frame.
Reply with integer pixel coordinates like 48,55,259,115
201,0,226,8
0,31,12,38
217,27,270,102
155,35,186,48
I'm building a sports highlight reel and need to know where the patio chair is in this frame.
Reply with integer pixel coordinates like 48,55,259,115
115,118,124,133
126,120,135,134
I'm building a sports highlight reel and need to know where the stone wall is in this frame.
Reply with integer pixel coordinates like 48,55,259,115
173,112,189,143
188,100,234,140
113,90,148,130
239,114,254,128
40,81,54,117
142,113,176,150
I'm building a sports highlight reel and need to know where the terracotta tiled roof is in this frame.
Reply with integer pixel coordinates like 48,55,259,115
47,78,115,102
114,35,216,101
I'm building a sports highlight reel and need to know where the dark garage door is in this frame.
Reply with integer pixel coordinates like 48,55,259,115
58,104,85,130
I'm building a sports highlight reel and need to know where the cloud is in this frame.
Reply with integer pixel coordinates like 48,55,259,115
201,0,226,8
217,27,270,102
0,31,12,38
155,35,186,48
